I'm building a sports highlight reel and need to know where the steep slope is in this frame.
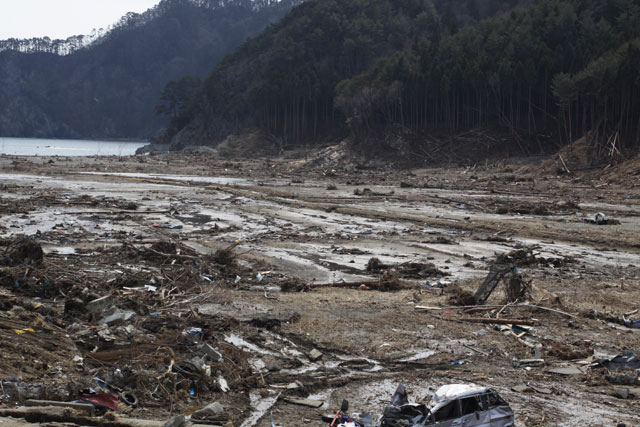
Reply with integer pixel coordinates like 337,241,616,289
168,0,639,161
164,0,535,150
0,0,303,139
336,0,640,156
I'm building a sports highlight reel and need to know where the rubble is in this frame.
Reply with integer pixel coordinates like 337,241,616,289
1,153,639,426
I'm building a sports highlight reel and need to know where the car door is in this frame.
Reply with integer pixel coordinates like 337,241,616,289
455,395,490,426
484,391,514,426
430,400,460,427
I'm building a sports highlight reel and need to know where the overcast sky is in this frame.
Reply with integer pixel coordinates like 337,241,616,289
0,0,161,40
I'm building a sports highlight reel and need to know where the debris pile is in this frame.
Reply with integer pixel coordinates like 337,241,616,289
0,236,259,423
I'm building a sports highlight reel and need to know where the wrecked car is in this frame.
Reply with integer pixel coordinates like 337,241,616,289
381,384,515,426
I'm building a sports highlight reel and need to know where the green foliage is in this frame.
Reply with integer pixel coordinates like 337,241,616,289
175,0,526,147
155,75,202,134
336,0,640,153
169,0,640,156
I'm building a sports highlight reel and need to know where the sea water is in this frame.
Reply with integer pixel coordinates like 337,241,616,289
0,137,147,156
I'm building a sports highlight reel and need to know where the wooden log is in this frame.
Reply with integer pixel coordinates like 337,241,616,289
283,397,324,408
24,400,95,416
55,210,171,215
558,154,571,174
415,304,576,318
459,317,536,326
308,281,377,289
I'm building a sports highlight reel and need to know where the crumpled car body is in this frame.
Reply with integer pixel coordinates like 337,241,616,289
380,384,514,426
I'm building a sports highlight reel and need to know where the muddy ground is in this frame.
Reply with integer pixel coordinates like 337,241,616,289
0,150,639,426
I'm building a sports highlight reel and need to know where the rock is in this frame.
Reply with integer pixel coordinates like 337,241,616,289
164,415,185,427
605,374,638,385
615,388,629,399
135,143,171,154
308,349,323,361
192,402,225,420
263,355,287,372
511,384,533,393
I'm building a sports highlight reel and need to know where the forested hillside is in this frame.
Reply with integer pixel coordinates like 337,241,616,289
167,0,639,160
164,0,534,148
338,0,640,157
0,0,303,139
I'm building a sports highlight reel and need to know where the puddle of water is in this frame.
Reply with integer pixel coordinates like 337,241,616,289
224,333,279,356
42,246,76,255
240,391,280,427
398,349,438,362
0,173,55,181
79,171,249,185
174,213,213,225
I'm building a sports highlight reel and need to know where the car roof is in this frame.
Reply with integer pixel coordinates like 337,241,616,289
432,384,489,403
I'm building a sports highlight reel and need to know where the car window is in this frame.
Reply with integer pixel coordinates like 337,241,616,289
433,400,459,421
486,391,506,408
459,396,482,416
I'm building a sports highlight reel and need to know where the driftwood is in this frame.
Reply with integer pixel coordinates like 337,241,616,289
430,194,486,212
55,210,171,215
145,247,197,260
461,343,489,356
558,154,572,174
459,317,536,326
415,303,576,318
25,400,95,416
308,281,377,289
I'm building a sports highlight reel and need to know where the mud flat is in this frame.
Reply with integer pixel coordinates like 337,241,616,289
0,152,639,426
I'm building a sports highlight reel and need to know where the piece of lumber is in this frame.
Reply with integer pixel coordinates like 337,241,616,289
55,210,171,215
308,281,377,289
558,154,571,174
414,304,576,318
462,343,489,356
145,247,197,260
459,317,536,326
511,331,535,348
282,397,324,408
24,400,95,416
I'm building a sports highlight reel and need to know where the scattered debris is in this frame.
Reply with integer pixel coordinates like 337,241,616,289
24,400,95,416
192,401,227,422
1,153,639,426
460,317,536,326
0,238,43,266
584,212,621,225
592,353,640,371
283,397,324,408
512,359,545,368
547,366,585,376
379,383,515,426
